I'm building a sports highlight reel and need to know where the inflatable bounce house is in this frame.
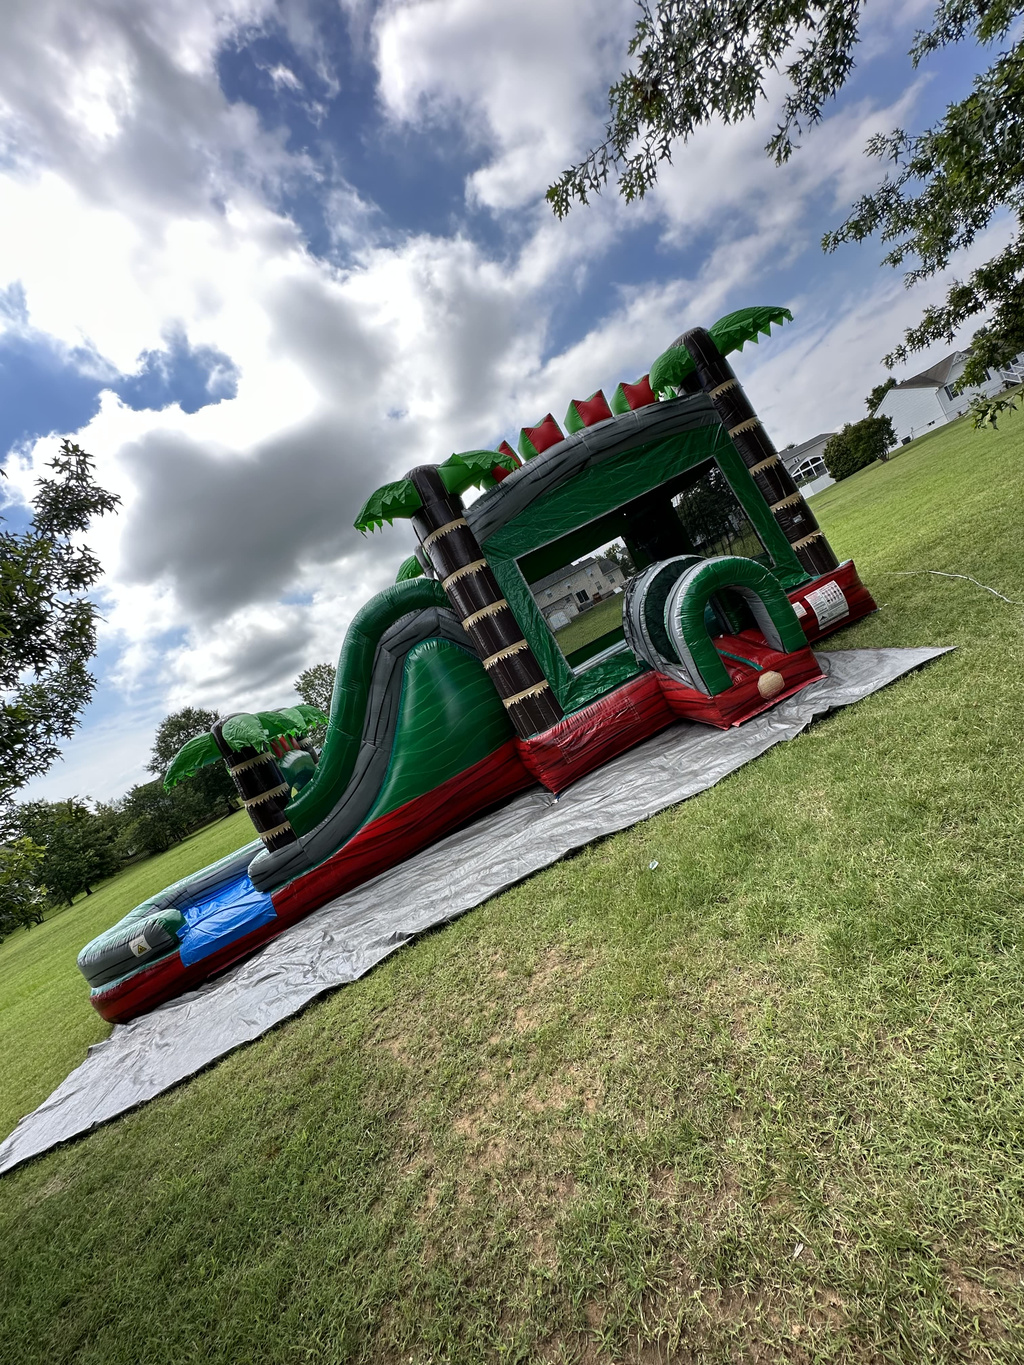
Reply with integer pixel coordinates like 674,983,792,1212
78,307,875,1023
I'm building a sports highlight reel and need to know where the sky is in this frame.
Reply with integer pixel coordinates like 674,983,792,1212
0,0,999,804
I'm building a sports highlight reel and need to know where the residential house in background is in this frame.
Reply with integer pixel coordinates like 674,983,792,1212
780,433,836,497
530,554,626,631
876,350,1024,444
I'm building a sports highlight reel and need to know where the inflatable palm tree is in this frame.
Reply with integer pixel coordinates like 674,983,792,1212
164,705,328,851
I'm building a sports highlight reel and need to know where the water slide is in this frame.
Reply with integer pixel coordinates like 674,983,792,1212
79,580,532,1022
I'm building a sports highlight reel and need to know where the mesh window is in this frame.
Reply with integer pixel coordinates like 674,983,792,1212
670,462,768,563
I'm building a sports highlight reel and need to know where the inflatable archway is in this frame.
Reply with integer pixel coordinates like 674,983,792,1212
663,556,809,694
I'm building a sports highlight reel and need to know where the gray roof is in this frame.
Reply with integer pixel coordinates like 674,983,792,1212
891,352,964,390
782,433,833,464
530,555,617,596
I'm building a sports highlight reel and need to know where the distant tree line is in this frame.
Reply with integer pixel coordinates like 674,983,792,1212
0,707,238,943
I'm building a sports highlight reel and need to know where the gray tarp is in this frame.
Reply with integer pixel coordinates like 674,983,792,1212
0,646,950,1176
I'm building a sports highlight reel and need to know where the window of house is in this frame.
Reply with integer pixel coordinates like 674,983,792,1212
575,589,590,604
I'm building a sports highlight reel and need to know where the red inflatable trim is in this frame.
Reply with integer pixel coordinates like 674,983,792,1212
518,671,675,794
522,414,564,456
271,739,532,924
493,439,521,482
89,919,287,1024
656,640,823,729
619,375,656,410
572,390,613,428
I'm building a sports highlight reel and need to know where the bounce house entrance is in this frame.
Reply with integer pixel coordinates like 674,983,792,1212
623,554,825,728
519,457,770,675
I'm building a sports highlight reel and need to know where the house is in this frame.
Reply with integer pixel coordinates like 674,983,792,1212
779,433,836,496
530,555,626,631
876,350,1024,444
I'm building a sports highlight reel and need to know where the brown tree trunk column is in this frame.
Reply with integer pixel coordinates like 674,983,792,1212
407,465,564,738
212,718,297,852
681,327,839,577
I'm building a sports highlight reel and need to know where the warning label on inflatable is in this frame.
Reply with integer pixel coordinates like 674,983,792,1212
805,580,849,628
129,932,151,958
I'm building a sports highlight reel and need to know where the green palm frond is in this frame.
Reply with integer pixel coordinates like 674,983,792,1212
220,713,269,753
256,706,329,742
293,703,329,731
710,305,793,355
396,554,424,582
439,448,518,496
354,479,422,533
649,305,794,396
163,733,222,791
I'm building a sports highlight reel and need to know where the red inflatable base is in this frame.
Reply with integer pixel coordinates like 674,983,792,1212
788,560,875,642
657,640,823,728
270,740,533,924
518,671,676,793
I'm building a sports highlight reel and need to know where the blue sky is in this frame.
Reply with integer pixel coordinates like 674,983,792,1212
0,0,999,803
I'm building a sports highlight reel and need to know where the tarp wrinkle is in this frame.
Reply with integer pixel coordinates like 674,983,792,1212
0,647,950,1176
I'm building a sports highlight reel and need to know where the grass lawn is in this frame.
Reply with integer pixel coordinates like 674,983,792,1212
2,411,1024,1363
554,594,625,654
0,810,253,1141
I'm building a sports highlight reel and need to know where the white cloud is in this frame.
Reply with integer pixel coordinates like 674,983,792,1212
6,0,996,808
373,0,635,211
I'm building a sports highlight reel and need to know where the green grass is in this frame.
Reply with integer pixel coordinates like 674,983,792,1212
2,411,1024,1363
554,595,624,654
0,810,253,1140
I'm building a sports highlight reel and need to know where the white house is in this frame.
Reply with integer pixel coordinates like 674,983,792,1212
779,433,836,497
876,350,1024,444
530,555,626,631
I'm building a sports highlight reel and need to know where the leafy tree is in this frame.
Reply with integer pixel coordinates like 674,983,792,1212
675,464,747,552
823,414,896,481
602,543,637,578
1,440,119,813
295,663,335,714
148,707,236,819
118,781,198,858
867,377,896,414
0,837,46,941
295,663,335,745
15,797,122,906
548,2,1024,378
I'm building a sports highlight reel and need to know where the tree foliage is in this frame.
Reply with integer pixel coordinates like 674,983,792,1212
0,838,46,941
549,1,1024,377
866,377,896,414
1,440,119,812
548,1,863,215
118,781,200,858
295,662,335,745
14,798,122,906
823,414,896,480
148,707,236,817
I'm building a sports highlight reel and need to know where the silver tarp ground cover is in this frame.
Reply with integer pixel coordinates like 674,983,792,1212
0,646,950,1175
